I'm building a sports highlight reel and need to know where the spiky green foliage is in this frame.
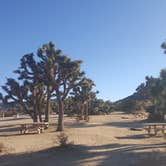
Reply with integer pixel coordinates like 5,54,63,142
37,42,84,131
1,78,36,120
13,53,45,122
1,42,84,128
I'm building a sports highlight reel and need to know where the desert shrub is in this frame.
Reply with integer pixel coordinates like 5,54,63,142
0,143,6,153
134,110,148,119
56,133,74,148
76,115,90,122
85,116,90,122
5,110,17,117
0,110,17,117
147,106,165,122
76,116,81,122
148,112,165,122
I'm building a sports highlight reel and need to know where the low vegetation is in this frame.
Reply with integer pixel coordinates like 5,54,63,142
56,133,74,148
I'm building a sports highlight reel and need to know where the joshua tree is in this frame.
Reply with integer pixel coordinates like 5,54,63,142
72,77,96,121
1,42,84,130
37,42,84,131
136,73,166,121
55,56,84,131
1,78,38,121
37,42,60,122
14,54,45,122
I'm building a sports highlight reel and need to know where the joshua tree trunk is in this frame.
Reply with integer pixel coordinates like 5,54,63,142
38,105,42,122
44,86,51,122
39,113,42,122
33,99,38,122
84,102,89,121
57,98,64,131
32,87,38,122
80,103,84,120
37,98,43,122
33,111,38,122
2,111,4,119
45,89,51,122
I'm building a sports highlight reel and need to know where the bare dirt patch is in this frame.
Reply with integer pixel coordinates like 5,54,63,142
0,112,165,166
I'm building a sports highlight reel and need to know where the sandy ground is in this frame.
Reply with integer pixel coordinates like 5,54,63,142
0,112,166,166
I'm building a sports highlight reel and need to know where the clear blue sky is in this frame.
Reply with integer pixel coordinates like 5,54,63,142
0,0,166,101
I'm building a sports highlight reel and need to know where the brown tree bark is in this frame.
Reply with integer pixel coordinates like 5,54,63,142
80,103,84,120
56,98,64,131
84,102,89,121
33,110,38,122
45,89,51,122
32,87,38,122
45,102,50,122
38,103,43,122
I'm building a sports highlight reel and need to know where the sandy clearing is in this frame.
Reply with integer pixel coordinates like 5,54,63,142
0,112,165,166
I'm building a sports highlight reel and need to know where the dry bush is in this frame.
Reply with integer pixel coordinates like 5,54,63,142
76,116,90,122
85,116,90,122
0,142,6,153
56,133,74,148
163,134,166,139
134,110,148,119
76,116,81,122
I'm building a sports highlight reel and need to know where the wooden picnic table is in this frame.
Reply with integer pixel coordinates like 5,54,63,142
20,122,49,134
144,123,166,136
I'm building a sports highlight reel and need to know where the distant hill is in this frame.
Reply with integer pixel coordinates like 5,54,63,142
115,92,149,104
114,91,151,113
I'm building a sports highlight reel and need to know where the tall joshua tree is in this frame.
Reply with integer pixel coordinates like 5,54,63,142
55,55,84,131
37,42,61,122
37,42,84,131
1,42,84,129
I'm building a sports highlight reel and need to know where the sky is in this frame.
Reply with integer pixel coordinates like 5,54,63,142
0,0,166,101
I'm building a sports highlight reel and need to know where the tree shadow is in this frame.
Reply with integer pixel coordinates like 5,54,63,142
0,124,17,129
1,142,165,166
116,134,150,140
66,120,146,129
0,126,19,133
0,117,29,122
65,121,102,128
0,125,20,137
103,120,145,128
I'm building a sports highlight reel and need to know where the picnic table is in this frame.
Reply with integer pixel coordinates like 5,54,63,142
144,123,166,136
20,122,49,134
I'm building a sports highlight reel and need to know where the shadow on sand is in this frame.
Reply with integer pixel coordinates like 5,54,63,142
1,142,166,166
65,120,145,129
